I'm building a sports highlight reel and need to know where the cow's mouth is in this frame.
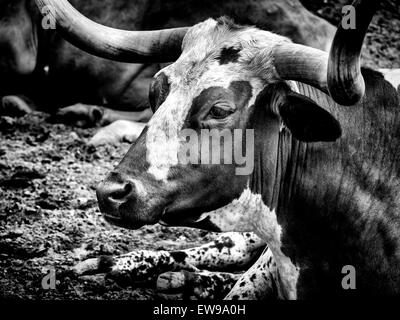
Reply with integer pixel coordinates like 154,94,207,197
159,206,221,231
103,214,146,230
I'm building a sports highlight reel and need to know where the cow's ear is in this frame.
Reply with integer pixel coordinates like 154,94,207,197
278,92,342,142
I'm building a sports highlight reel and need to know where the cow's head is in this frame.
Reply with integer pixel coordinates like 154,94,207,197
97,18,345,231
0,0,38,75
37,0,375,231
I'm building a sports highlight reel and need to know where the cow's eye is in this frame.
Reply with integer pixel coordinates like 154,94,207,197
209,104,234,119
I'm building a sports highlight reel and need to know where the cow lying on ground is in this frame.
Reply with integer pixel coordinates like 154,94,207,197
0,0,336,145
0,0,336,297
37,0,400,299
76,66,400,298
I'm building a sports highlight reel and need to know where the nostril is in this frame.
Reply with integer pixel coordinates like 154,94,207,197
109,182,132,200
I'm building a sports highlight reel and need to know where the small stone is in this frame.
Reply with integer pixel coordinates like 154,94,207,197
69,132,79,140
80,274,106,287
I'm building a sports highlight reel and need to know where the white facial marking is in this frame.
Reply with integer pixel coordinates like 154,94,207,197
146,88,190,181
379,68,400,90
197,187,300,299
131,180,147,198
145,19,289,182
146,62,262,182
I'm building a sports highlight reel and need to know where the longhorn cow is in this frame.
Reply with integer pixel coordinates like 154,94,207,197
37,0,400,298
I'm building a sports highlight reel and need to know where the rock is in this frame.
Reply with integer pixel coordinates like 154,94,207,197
12,169,45,180
0,229,24,239
51,155,63,162
23,207,39,215
98,244,114,255
36,199,57,210
80,274,107,287
72,197,95,209
0,169,45,189
0,178,31,189
69,132,80,141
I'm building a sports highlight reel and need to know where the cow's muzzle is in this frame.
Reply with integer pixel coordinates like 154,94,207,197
96,172,145,229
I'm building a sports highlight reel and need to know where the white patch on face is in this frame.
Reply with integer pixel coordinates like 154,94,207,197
146,63,263,182
379,68,400,90
146,87,191,181
145,19,289,182
131,180,147,198
197,187,300,299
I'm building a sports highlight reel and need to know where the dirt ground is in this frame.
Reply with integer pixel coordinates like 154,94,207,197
0,113,220,299
0,1,399,300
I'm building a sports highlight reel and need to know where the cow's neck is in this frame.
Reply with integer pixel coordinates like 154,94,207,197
271,78,400,297
247,104,301,299
247,90,389,297
274,132,378,297
248,114,349,298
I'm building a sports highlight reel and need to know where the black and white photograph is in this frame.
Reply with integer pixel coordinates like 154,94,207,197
0,0,399,310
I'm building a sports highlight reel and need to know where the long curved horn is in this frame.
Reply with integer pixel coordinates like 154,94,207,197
273,44,329,95
273,0,380,106
327,0,381,105
34,0,189,63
